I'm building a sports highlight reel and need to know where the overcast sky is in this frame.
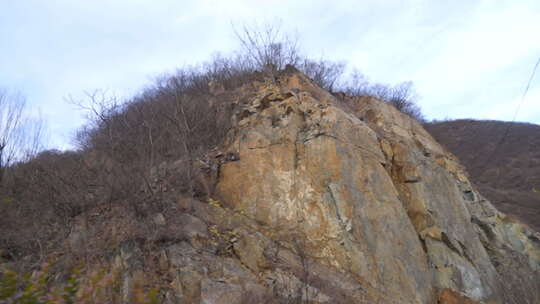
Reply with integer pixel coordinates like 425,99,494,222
1,0,539,150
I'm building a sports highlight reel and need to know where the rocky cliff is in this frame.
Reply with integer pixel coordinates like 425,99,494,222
67,68,540,303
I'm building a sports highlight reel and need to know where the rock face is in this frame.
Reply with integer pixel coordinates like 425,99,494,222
213,68,540,303
84,68,540,303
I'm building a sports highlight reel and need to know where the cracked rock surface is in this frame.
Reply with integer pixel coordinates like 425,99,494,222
213,69,540,303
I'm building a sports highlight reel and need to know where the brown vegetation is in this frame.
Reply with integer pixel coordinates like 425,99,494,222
0,89,45,184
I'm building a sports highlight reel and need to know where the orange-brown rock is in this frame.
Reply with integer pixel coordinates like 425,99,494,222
212,68,540,303
438,289,478,304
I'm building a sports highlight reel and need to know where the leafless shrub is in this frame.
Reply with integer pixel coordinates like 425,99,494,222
0,89,46,185
68,60,239,214
372,81,423,121
234,22,301,75
234,23,350,92
0,149,101,268
70,91,152,206
261,231,321,304
339,70,424,121
300,58,346,91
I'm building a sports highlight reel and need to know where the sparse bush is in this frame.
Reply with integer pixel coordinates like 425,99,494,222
234,23,349,92
71,64,237,204
374,81,423,121
234,22,301,74
300,58,346,91
339,70,424,121
0,149,97,265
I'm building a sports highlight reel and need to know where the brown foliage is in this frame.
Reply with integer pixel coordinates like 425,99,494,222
0,150,97,265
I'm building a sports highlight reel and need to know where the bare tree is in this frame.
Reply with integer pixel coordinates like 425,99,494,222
69,90,158,206
0,89,45,184
157,70,227,197
68,90,123,154
300,58,346,91
234,22,301,74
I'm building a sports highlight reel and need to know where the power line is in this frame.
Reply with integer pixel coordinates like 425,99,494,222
511,57,540,122
478,56,540,179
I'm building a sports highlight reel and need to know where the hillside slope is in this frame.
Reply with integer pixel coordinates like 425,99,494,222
2,69,540,303
425,120,540,232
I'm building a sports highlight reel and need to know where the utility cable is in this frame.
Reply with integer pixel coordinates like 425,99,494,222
478,56,540,179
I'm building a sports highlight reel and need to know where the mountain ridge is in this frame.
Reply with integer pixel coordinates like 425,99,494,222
425,119,540,232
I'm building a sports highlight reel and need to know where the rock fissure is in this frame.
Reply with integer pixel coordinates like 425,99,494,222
247,141,287,150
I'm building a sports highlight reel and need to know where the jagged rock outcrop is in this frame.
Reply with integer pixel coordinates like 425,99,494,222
69,68,540,303
214,68,540,303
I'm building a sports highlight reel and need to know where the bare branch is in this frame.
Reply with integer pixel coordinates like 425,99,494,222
0,89,46,184
233,22,301,73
